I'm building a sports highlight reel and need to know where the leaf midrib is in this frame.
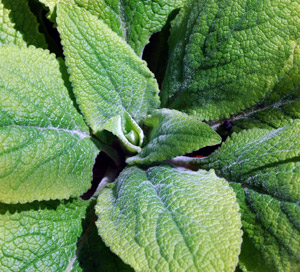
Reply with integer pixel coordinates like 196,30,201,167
0,124,89,140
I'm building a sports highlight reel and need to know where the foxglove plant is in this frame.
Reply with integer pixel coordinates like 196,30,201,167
0,0,299,271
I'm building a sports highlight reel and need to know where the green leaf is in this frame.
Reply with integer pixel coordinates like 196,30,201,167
126,109,221,165
0,46,99,203
162,0,300,121
0,198,88,272
75,0,184,56
96,165,242,272
0,0,47,48
231,43,300,131
193,121,300,271
232,183,300,272
199,121,300,202
75,200,134,272
237,231,270,272
57,3,160,135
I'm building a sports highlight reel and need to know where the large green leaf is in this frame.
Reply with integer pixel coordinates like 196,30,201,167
127,109,221,165
193,121,300,271
0,198,88,272
96,165,242,272
162,0,300,122
57,3,160,135
231,43,300,131
0,0,47,48
75,0,184,56
0,46,99,203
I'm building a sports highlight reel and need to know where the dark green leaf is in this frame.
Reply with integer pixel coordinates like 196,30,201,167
162,0,300,122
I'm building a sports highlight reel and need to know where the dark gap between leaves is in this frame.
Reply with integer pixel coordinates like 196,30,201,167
40,9,64,58
29,0,64,58
81,152,115,200
142,9,180,88
81,138,127,200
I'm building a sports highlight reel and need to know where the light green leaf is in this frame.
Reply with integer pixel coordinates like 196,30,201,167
231,43,300,131
75,0,184,56
0,46,99,203
57,3,160,134
127,109,221,165
0,0,47,48
103,112,144,153
162,0,300,121
193,121,300,271
96,165,242,272
0,198,88,272
75,200,134,272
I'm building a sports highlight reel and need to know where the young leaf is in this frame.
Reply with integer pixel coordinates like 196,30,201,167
126,109,221,165
103,112,144,153
0,46,99,203
96,165,242,272
74,0,184,56
0,0,47,48
162,0,300,121
57,3,160,135
192,121,300,270
0,198,88,272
